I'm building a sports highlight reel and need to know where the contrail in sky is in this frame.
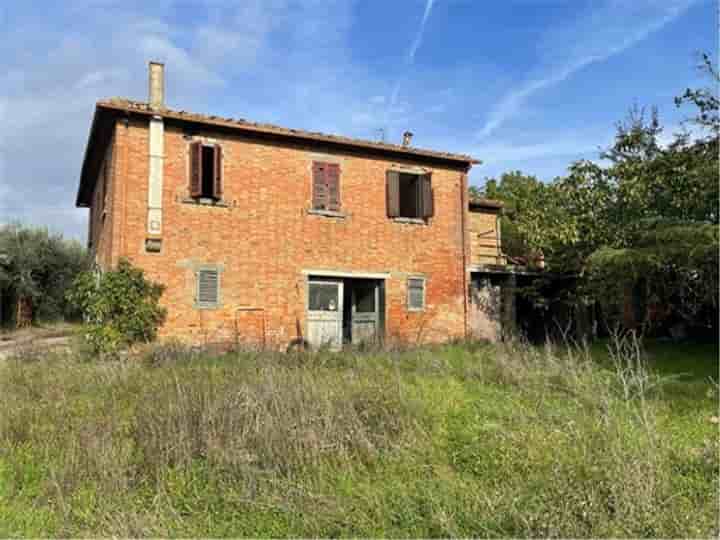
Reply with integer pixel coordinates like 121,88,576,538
477,0,696,139
388,0,435,112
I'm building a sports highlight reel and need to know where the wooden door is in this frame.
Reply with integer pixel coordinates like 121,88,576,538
351,282,379,345
307,280,343,350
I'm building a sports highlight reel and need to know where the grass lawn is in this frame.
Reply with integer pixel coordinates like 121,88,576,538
0,338,717,537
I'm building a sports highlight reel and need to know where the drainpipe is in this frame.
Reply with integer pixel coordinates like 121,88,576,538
147,61,165,244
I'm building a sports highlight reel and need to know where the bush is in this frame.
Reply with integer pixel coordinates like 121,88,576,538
66,259,166,354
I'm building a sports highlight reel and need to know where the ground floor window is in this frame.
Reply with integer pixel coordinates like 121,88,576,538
407,277,426,310
196,267,220,308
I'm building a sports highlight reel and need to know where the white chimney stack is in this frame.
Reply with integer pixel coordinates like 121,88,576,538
146,61,165,242
402,131,413,147
148,61,165,109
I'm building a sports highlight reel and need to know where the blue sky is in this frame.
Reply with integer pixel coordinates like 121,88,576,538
0,0,714,239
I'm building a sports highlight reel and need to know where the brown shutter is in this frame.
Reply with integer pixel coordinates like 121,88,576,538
189,142,202,197
421,173,434,218
312,162,326,209
326,163,340,211
213,144,223,198
386,170,400,217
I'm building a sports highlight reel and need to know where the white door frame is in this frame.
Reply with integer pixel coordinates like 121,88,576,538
306,278,344,350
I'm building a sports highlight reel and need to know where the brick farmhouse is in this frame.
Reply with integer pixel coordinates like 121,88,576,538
76,63,506,349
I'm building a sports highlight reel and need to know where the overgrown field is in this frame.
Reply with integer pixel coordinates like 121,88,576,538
0,338,717,537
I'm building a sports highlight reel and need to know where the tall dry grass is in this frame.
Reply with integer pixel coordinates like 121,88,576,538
0,336,716,537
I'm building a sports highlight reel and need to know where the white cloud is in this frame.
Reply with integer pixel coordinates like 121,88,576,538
477,0,697,139
141,35,224,88
475,136,609,166
0,1,354,239
75,70,118,90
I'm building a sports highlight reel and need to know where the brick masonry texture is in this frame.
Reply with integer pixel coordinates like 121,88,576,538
89,117,476,348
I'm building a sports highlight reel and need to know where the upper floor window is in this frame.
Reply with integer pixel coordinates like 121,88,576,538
312,161,341,211
386,171,433,220
189,142,223,200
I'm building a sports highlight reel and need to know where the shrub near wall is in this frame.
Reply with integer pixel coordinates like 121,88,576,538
66,259,166,354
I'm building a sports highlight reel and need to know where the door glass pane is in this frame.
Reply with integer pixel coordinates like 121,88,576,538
309,283,339,311
355,284,376,313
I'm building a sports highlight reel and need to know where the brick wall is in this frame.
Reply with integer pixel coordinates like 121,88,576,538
100,117,470,347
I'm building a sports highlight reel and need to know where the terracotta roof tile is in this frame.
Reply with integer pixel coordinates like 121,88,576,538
98,98,480,165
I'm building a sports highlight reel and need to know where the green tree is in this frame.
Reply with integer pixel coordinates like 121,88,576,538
581,56,719,331
474,53,719,333
480,171,579,263
0,224,88,324
67,259,167,354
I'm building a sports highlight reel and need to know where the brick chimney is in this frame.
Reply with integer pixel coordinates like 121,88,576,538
148,61,165,109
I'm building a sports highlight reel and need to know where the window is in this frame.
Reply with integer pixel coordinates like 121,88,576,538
312,161,341,211
308,282,340,311
189,142,223,199
399,173,419,217
407,277,425,310
196,268,220,308
386,171,433,219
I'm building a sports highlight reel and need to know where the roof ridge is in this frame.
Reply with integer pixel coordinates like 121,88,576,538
96,97,480,164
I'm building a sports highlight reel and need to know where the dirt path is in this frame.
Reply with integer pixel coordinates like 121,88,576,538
0,325,77,360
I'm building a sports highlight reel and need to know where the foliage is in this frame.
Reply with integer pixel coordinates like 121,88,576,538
675,53,720,136
66,258,166,354
0,340,716,537
481,171,592,267
587,222,719,331
0,223,88,324
474,53,719,332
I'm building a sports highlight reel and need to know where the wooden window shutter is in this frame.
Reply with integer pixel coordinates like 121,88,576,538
326,163,341,211
213,145,223,198
420,173,434,218
189,142,202,197
386,170,400,217
312,162,327,209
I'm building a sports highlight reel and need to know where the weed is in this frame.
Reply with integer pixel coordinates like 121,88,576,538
0,337,716,537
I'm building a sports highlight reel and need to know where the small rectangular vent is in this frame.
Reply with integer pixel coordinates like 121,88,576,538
145,238,162,253
197,269,219,307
